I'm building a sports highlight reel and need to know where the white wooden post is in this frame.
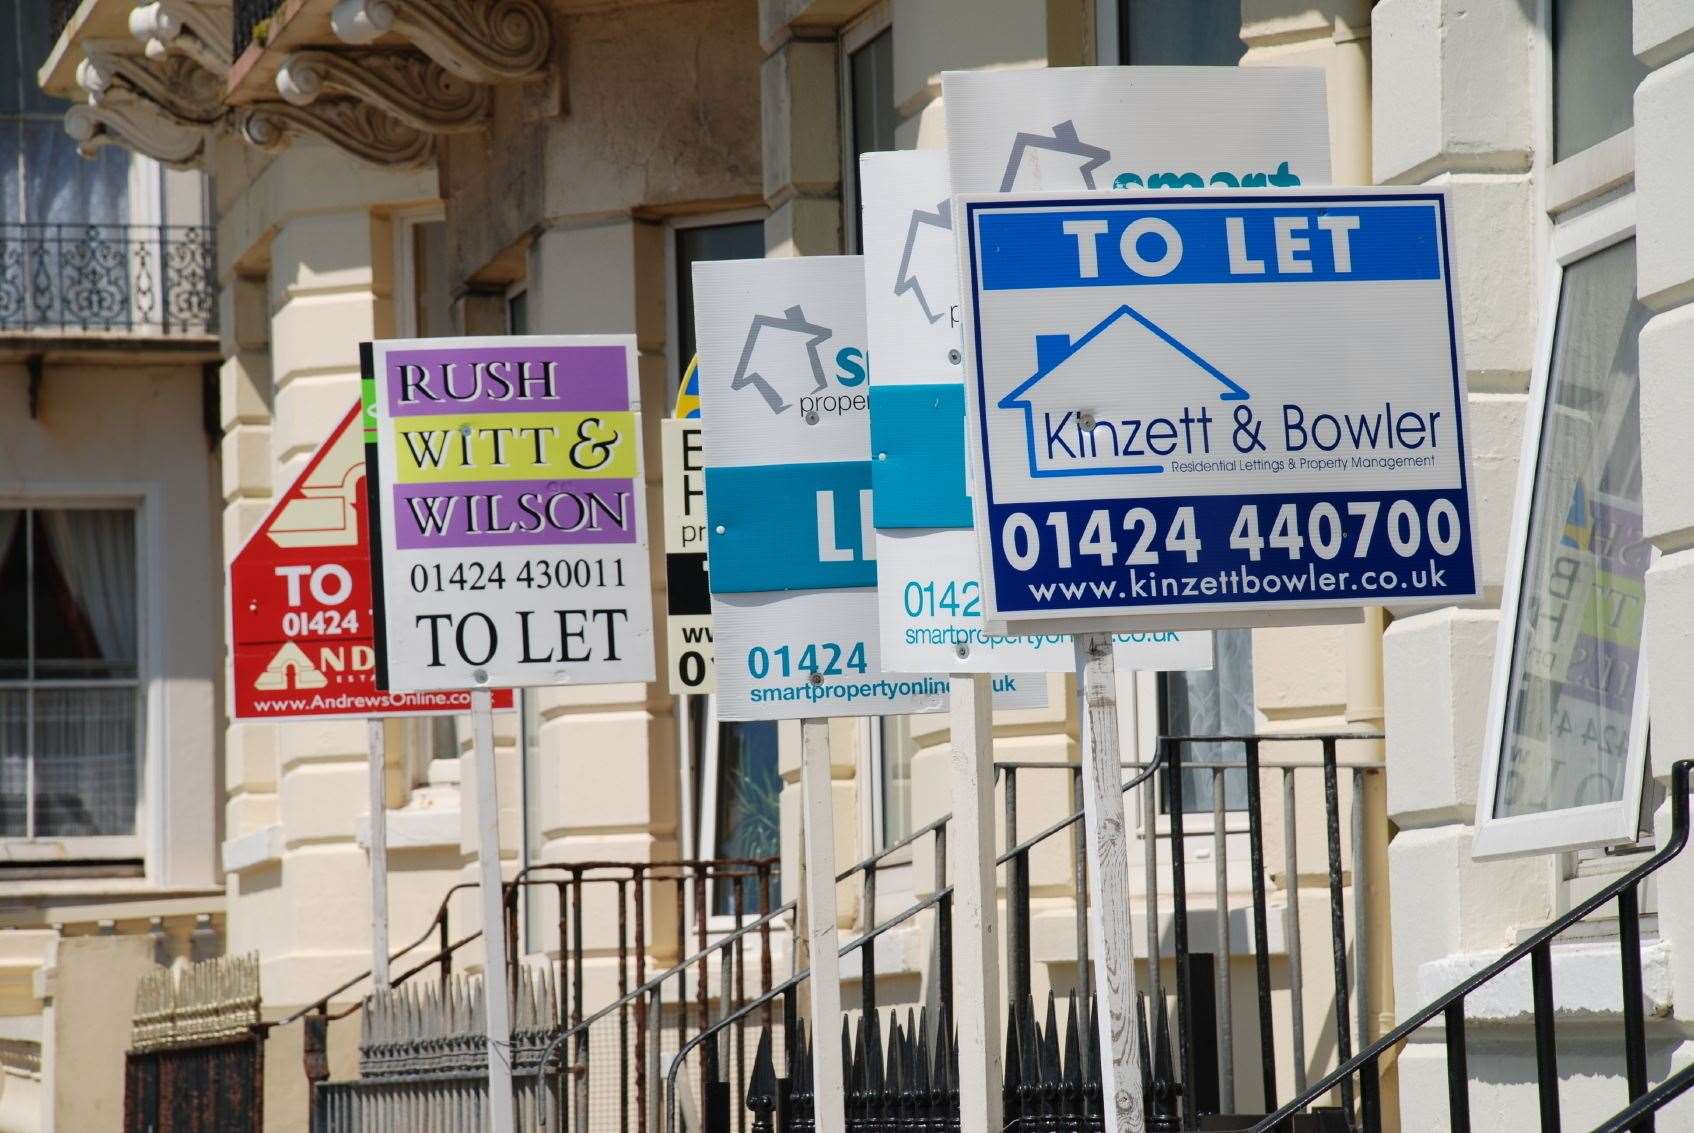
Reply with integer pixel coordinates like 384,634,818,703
1075,632,1146,1132
799,717,846,1133
471,688,518,1133
367,717,391,990
948,673,1003,1128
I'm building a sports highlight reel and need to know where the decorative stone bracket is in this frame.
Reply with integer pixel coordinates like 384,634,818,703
237,99,436,169
64,90,209,169
276,49,491,133
330,0,552,84
77,46,223,125
129,0,233,76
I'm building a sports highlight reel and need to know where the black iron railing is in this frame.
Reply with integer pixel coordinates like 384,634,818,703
1252,758,1694,1133
0,223,217,335
665,733,1386,1132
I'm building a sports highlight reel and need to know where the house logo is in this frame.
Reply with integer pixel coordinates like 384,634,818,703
732,304,833,414
998,304,1247,478
895,197,953,325
253,642,329,691
999,120,1110,193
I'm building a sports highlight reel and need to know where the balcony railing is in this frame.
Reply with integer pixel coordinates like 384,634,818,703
0,223,217,336
233,0,280,60
50,0,80,45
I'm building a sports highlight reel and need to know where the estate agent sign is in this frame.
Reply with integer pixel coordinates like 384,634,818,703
361,336,656,691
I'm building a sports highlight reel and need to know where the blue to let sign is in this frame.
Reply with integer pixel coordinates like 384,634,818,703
956,188,1479,627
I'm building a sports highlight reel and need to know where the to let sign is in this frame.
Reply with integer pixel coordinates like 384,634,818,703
956,188,1479,628
362,336,656,692
662,414,713,693
229,403,511,719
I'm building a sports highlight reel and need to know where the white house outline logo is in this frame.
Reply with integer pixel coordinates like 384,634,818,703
998,120,1111,192
731,305,833,414
997,304,1249,477
895,198,951,324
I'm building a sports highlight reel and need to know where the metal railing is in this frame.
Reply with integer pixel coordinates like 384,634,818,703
669,732,1386,1132
1251,758,1694,1133
0,223,217,335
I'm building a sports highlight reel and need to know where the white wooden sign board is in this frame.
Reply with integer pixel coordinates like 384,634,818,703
692,256,1043,720
363,335,656,692
954,186,1480,630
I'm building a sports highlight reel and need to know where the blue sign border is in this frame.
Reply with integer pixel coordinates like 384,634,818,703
961,190,1474,616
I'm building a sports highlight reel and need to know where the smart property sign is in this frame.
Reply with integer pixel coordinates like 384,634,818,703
661,370,712,694
954,188,1478,627
693,255,975,721
862,150,1211,679
361,336,656,692
229,404,513,720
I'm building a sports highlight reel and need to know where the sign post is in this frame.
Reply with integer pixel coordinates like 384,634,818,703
693,255,956,1131
367,718,390,989
360,335,656,1133
942,65,1343,1133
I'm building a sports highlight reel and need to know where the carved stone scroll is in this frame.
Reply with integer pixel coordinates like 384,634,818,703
276,50,491,133
237,100,435,169
330,0,552,84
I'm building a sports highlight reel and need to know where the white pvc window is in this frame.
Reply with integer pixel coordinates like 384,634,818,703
1475,233,1651,858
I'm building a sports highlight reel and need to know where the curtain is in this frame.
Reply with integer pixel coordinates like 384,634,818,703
1164,629,1256,812
31,510,139,837
40,509,137,668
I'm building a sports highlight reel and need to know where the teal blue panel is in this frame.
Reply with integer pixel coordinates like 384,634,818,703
706,460,876,593
869,384,972,529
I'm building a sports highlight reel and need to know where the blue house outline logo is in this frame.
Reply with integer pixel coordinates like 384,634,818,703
996,304,1249,478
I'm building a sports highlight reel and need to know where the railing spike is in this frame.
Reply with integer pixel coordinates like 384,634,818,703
1064,990,1083,1087
747,1025,777,1131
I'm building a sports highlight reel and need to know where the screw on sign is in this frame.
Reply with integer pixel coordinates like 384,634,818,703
228,402,511,720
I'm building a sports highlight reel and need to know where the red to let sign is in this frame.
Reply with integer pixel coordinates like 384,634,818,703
229,403,513,720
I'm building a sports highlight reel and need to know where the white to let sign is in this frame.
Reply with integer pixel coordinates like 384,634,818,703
661,416,713,693
954,188,1479,627
362,335,656,691
694,256,969,721
863,150,1076,678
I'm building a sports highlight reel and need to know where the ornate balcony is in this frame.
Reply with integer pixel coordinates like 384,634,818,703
0,223,216,337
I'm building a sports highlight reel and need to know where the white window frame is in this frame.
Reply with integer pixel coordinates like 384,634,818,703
1474,1,1649,859
392,205,447,339
838,2,894,255
1473,211,1648,860
0,490,154,863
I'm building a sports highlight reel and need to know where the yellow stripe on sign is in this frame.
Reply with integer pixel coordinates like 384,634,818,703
392,411,638,482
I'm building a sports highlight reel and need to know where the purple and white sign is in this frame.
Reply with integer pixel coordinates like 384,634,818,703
363,335,656,692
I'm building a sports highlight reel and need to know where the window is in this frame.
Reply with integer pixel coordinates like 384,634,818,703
1159,629,1254,813
2,1,130,224
702,717,782,915
673,219,764,390
873,716,917,847
841,19,895,252
1551,0,1648,162
505,285,528,335
1476,237,1651,857
0,507,141,841
1116,0,1245,66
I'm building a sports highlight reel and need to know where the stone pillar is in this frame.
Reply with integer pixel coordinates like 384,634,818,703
1636,0,1694,1019
1371,2,1553,1127
512,217,680,994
